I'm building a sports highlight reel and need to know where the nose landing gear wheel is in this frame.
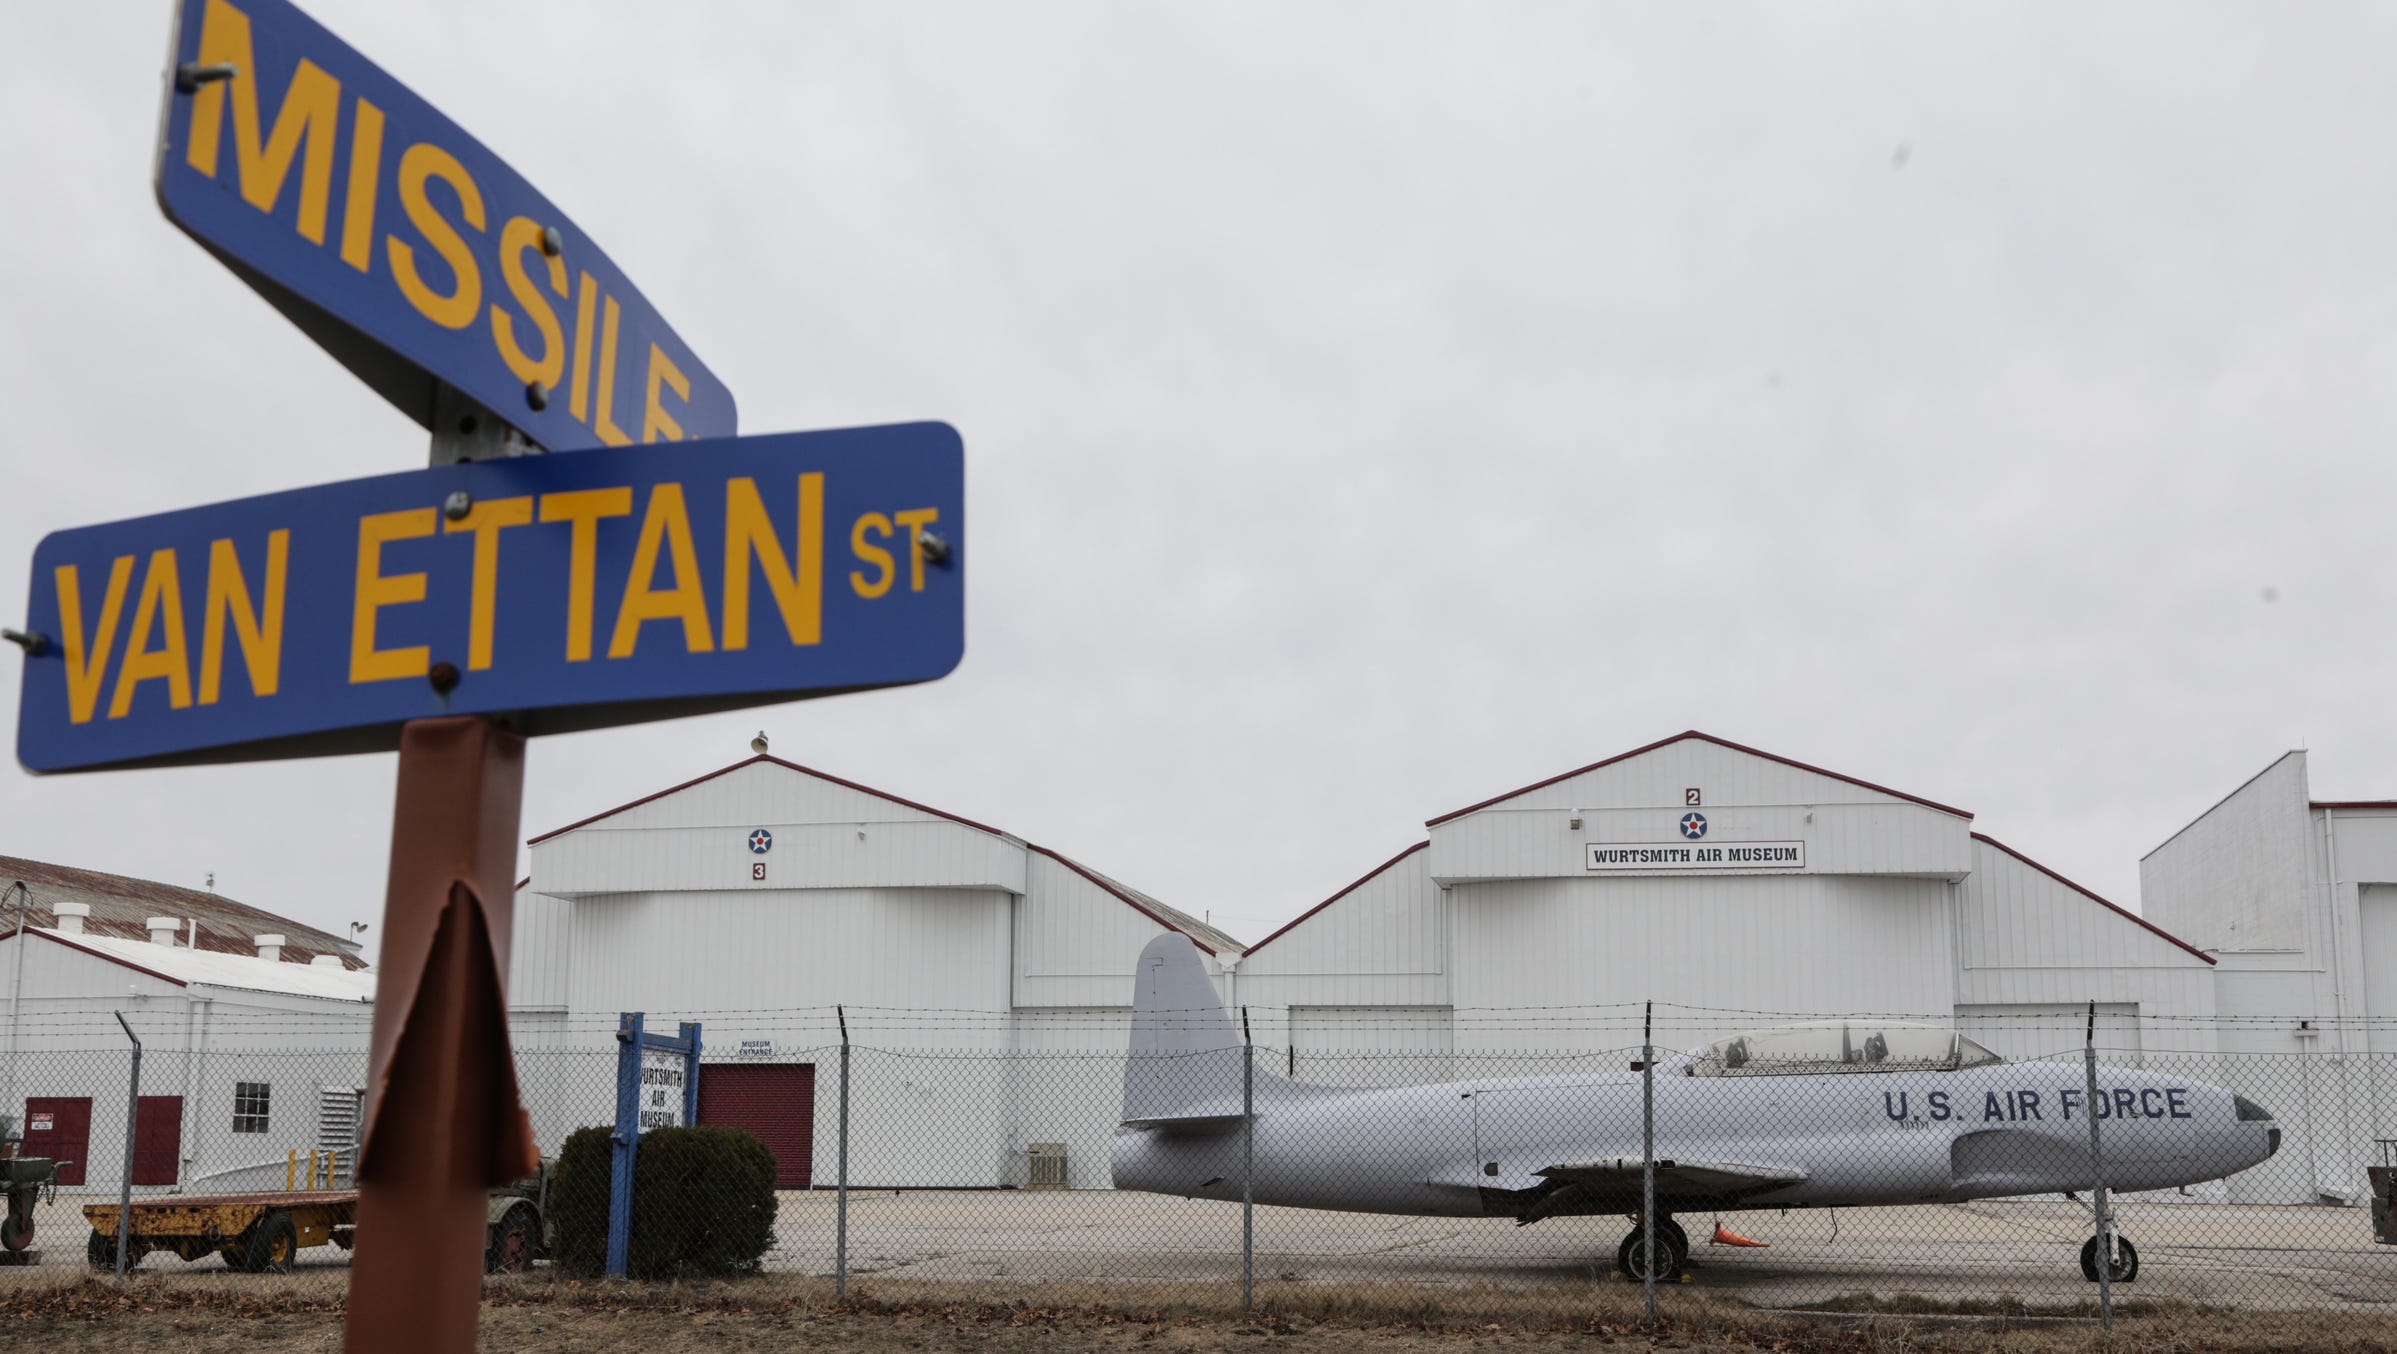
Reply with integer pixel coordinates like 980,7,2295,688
2080,1233,2138,1283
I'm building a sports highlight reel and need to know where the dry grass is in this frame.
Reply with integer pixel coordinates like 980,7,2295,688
4,1274,2397,1353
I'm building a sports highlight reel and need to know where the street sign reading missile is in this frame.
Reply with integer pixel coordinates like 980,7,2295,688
15,424,962,773
156,0,736,448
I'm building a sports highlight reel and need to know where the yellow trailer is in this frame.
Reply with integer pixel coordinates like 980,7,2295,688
81,1151,552,1274
83,1189,357,1272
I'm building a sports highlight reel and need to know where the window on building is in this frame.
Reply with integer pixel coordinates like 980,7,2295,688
233,1082,271,1134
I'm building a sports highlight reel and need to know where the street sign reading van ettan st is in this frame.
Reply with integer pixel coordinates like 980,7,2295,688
156,0,736,449
15,424,962,773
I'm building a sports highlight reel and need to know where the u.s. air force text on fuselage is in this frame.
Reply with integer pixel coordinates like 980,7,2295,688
157,0,734,448
16,425,962,772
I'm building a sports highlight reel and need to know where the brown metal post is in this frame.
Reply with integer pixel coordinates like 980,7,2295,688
344,716,538,1354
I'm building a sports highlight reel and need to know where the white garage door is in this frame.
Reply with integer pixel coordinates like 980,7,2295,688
2360,887,2397,1142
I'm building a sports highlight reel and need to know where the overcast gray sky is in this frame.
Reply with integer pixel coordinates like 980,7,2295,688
6,2,2394,954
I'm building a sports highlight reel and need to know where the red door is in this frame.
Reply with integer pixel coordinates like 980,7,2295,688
696,1064,815,1188
132,1096,183,1186
23,1097,92,1187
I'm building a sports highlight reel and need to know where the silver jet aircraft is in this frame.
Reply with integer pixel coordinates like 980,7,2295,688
1111,934,2279,1282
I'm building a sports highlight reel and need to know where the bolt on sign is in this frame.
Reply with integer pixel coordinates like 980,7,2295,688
16,424,964,773
155,0,735,449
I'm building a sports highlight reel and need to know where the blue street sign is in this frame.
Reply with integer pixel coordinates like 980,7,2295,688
16,424,961,773
155,0,735,449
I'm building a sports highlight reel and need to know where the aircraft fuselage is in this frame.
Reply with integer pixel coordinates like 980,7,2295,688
1111,1059,2278,1220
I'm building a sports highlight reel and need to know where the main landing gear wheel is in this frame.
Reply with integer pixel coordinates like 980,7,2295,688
1618,1222,1689,1283
2080,1233,2138,1284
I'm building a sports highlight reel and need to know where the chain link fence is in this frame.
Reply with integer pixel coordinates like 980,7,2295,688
2,1004,2394,1331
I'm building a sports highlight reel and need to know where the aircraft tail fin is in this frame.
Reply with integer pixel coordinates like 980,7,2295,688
1123,933,1249,1127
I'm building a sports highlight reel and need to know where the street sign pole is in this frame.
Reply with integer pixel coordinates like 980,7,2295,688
344,407,540,1354
343,714,533,1354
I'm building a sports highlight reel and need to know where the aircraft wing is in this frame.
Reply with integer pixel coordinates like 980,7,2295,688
1532,1158,1808,1208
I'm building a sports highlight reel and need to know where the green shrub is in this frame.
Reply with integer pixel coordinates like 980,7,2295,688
547,1124,779,1280
547,1126,616,1277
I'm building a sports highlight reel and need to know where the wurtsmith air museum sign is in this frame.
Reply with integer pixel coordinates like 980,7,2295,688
9,2,965,1349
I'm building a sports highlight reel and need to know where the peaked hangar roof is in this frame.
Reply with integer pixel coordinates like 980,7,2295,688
525,754,1244,956
1249,734,2212,963
0,854,364,969
1424,730,1973,827
4,928,380,1001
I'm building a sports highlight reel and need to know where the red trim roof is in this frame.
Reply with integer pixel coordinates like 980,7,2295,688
1424,731,1971,827
1242,842,1429,957
527,754,1006,844
2312,801,2397,811
3,929,190,987
528,757,1223,952
1970,833,2215,966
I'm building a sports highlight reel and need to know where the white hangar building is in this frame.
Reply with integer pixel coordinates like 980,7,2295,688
2143,749,2397,1204
511,732,2255,1196
0,856,374,1196
508,753,1244,1191
1233,731,2218,1067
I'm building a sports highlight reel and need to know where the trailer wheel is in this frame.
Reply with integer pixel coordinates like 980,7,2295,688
88,1229,145,1270
485,1204,537,1274
241,1212,298,1274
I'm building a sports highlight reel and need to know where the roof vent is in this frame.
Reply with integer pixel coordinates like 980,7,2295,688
310,955,346,969
254,933,287,963
146,917,180,947
53,903,88,935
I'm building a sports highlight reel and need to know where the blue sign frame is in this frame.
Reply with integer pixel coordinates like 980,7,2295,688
610,1013,702,1279
155,0,735,449
17,423,963,773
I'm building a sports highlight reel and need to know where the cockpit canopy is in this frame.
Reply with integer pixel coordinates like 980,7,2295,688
1685,1020,2004,1077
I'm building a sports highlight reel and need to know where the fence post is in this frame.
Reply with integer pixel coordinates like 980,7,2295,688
1241,1005,1254,1314
2082,999,2112,1330
681,1022,703,1126
111,1011,141,1284
1641,1000,1655,1325
836,1005,850,1302
607,1011,644,1279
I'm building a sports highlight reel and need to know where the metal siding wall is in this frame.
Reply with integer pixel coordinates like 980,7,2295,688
1014,854,1214,1009
2140,752,2312,953
1238,848,1448,1011
1003,1009,1131,1189
1448,874,1957,1054
584,761,957,833
1431,802,1971,882
1957,840,2214,978
507,891,571,1011
533,821,1026,897
1288,1006,1454,1086
563,887,1014,1020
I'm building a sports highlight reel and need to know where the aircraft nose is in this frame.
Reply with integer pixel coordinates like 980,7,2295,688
2233,1095,2280,1158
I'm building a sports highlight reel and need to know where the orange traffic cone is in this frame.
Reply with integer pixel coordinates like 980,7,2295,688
1710,1222,1769,1247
